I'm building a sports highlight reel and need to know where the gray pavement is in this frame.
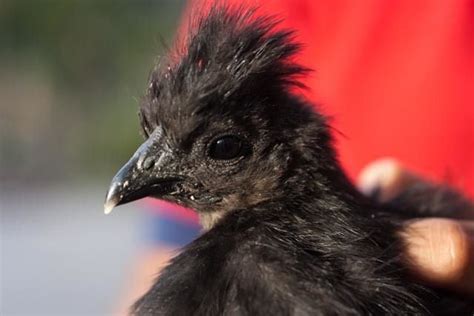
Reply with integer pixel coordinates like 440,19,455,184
1,183,143,316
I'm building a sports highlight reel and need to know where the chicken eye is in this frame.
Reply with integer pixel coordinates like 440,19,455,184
209,135,243,160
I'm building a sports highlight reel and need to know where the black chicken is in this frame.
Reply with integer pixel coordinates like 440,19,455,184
105,5,474,315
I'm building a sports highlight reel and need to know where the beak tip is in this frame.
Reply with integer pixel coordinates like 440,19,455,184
104,186,120,215
104,203,114,215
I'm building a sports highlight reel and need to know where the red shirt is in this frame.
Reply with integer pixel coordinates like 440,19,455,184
151,0,474,222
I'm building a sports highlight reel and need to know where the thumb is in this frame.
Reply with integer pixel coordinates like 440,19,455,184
401,218,474,296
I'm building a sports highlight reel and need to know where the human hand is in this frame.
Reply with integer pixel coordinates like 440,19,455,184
358,159,474,296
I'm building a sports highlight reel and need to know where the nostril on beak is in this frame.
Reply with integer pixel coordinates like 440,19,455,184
142,156,155,170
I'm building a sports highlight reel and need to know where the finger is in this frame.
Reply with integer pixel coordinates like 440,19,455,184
401,218,474,295
358,158,419,202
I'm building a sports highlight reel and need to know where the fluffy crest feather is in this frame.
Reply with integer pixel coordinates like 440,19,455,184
139,4,309,137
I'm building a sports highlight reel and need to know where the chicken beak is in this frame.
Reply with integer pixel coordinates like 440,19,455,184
104,134,181,215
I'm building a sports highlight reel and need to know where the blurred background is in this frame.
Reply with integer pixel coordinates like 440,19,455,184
1,1,185,315
2,1,473,315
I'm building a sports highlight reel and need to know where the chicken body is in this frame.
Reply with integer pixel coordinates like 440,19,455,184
105,5,474,315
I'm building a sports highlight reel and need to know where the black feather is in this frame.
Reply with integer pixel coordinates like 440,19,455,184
131,4,474,315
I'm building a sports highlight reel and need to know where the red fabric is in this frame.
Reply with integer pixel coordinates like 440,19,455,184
151,0,474,221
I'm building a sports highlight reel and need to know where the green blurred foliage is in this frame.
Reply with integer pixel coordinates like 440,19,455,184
0,0,185,183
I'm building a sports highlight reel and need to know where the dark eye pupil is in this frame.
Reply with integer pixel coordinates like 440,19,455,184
209,136,243,160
